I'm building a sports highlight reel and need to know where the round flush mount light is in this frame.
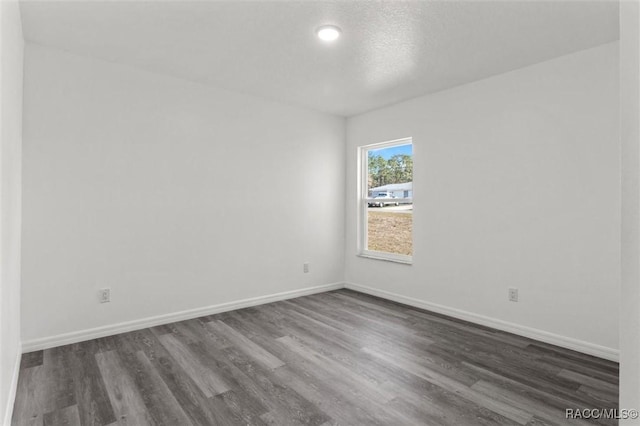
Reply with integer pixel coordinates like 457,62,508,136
316,25,341,42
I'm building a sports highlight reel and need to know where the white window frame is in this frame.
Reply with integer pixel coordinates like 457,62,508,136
357,137,413,264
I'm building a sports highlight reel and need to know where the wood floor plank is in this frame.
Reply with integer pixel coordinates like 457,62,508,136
395,301,532,350
11,366,45,426
538,353,619,385
271,364,385,425
461,362,617,426
361,346,534,425
429,342,583,393
525,416,563,426
12,289,620,426
208,320,285,369
213,390,269,426
168,326,274,425
324,290,411,320
526,343,619,374
132,351,194,426
384,390,520,426
128,329,230,425
42,404,81,426
95,351,154,425
199,315,384,425
20,351,43,370
279,299,358,334
219,344,331,425
576,385,618,405
557,369,619,394
158,333,231,397
41,346,76,413
277,335,396,405
470,380,595,426
239,306,400,387
172,320,324,425
214,311,424,425
68,342,117,426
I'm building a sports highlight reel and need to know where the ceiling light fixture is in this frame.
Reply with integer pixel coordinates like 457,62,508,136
316,25,341,42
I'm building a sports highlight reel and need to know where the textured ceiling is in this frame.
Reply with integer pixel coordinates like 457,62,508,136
20,1,619,117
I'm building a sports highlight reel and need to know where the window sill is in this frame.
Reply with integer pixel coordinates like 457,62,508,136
358,251,413,265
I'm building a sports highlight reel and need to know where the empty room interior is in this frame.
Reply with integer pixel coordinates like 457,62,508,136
1,0,640,425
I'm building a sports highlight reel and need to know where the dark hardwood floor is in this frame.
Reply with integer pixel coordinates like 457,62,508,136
12,289,619,425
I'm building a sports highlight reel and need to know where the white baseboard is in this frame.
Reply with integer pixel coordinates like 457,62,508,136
3,341,22,426
345,282,619,362
21,282,344,352
21,280,619,363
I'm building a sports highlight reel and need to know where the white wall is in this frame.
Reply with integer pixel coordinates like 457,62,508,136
345,42,620,357
0,0,23,423
21,43,345,344
620,0,640,422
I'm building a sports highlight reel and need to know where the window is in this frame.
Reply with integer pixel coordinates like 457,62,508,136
358,138,413,263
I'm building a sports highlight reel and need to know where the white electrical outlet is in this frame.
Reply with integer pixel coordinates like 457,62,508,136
303,262,310,273
508,287,518,302
99,288,111,303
